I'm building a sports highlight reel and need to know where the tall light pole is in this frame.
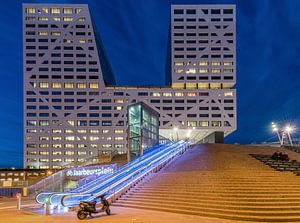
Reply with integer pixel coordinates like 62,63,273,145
272,122,283,146
285,125,293,146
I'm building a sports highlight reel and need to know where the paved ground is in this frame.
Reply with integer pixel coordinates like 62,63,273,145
0,205,247,223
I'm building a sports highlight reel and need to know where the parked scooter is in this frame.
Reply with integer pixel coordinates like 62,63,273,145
77,194,111,220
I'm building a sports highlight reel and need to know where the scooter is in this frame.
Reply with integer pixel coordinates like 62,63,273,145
77,194,111,220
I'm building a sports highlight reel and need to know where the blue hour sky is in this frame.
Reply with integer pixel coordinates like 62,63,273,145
0,0,299,168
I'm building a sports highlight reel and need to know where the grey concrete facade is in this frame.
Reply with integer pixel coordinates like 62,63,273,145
23,4,236,169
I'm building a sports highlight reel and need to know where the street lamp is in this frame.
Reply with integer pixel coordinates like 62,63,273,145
285,125,293,146
271,122,283,146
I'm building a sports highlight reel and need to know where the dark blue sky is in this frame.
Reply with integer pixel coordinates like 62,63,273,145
0,0,299,168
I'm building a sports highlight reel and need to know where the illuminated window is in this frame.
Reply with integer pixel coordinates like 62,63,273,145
224,92,234,97
65,151,75,155
40,166,49,169
224,61,233,66
78,38,86,44
65,129,73,133
187,121,197,127
40,158,49,162
25,17,35,21
53,144,62,148
102,130,109,133
115,99,124,103
51,31,61,36
115,106,123,110
77,144,85,148
210,83,221,89
52,136,62,141
163,92,172,97
90,136,99,141
212,121,222,127
151,92,161,97
186,69,196,74
26,8,36,14
63,17,73,21
199,61,208,66
77,83,86,88
38,17,48,21
39,136,49,141
64,83,74,88
63,8,73,14
75,8,82,14
198,83,209,89
78,151,87,155
114,129,124,134
90,130,99,134
53,158,62,162
115,137,124,140
38,31,48,36
89,83,99,89
115,144,124,148
39,120,49,126
199,121,209,127
39,82,49,88
67,120,75,126
52,129,62,133
91,144,98,148
40,151,49,155
212,69,221,73
78,17,85,21
224,69,233,73
186,83,197,89
51,8,61,14
102,144,112,148
77,130,86,134
27,120,37,126
39,144,49,148
212,61,221,66
187,92,196,97
52,83,61,88
175,69,183,73
42,7,48,13
64,38,73,43
171,83,184,89
53,17,61,21
175,92,184,97
66,136,75,141
199,69,208,73
175,62,184,66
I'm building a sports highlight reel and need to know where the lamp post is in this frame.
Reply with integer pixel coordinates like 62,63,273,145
285,125,293,146
272,122,283,146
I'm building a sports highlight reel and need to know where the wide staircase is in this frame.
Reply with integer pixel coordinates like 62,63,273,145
114,144,300,222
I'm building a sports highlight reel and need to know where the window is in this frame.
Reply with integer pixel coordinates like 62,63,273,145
224,61,233,66
199,61,208,66
39,82,49,88
38,17,48,21
75,8,82,14
25,8,36,14
53,17,61,21
212,69,221,73
63,8,72,14
151,92,161,97
199,69,208,73
187,121,197,127
64,83,74,88
63,17,73,21
89,83,99,89
163,92,172,97
51,8,61,14
199,121,209,127
77,83,86,88
114,130,124,134
212,61,221,66
174,9,184,14
175,62,184,66
52,83,61,88
175,92,184,97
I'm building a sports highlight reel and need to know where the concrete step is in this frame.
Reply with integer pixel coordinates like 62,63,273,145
121,193,300,205
116,197,300,211
113,203,300,222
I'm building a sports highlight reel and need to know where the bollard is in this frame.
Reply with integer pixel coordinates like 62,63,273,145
44,197,50,215
16,193,21,210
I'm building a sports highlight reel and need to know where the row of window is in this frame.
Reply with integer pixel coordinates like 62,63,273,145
175,61,233,66
173,17,233,22
173,8,233,15
174,54,234,59
27,129,124,134
175,68,233,74
173,32,233,37
173,25,230,29
35,82,99,89
25,7,82,14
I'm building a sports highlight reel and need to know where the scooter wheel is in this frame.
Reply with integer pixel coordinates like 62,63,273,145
77,211,87,220
106,208,111,215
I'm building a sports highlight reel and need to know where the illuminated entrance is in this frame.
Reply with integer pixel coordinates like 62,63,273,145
127,102,159,161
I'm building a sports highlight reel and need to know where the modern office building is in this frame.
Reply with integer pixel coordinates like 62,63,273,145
23,4,236,169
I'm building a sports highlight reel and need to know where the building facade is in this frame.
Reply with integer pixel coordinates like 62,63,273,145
23,4,236,169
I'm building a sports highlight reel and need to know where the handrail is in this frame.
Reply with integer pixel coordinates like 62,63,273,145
60,141,188,207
